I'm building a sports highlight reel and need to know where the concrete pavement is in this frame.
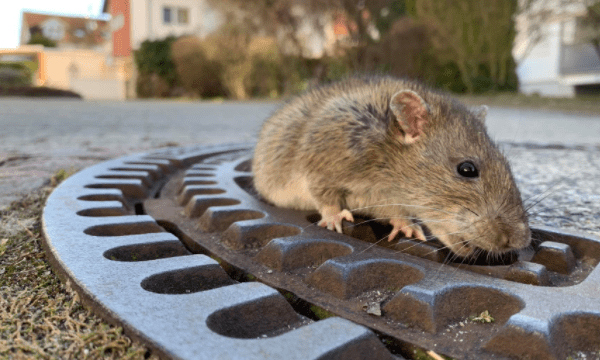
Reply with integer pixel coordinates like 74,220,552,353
0,98,277,207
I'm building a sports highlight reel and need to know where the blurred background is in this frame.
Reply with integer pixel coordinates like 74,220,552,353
0,0,599,101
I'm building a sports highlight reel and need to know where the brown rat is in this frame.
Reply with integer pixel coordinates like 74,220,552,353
252,76,530,258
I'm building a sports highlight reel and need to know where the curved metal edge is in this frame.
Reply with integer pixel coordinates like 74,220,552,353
41,145,396,360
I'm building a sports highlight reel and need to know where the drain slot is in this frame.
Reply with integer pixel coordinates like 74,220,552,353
205,294,309,339
77,206,127,217
104,240,191,261
141,265,236,294
134,202,145,215
84,221,164,237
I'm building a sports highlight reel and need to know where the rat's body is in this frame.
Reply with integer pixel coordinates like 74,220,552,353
252,76,530,257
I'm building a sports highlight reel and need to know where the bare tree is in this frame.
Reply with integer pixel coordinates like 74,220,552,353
205,0,334,57
205,0,405,66
513,0,554,65
408,0,518,92
576,0,600,59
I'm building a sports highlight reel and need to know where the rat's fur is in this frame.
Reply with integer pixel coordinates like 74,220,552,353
252,76,530,257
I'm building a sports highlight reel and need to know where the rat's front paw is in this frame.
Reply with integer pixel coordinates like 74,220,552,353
318,206,354,233
388,218,426,242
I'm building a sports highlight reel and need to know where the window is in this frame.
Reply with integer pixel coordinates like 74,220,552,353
163,7,172,24
177,8,189,24
163,6,189,25
42,19,65,41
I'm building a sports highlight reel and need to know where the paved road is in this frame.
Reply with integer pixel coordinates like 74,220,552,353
0,99,277,207
1,98,600,214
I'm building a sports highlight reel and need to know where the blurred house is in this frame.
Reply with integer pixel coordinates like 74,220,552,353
104,0,222,52
514,1,600,97
20,12,111,52
103,0,342,58
0,11,133,100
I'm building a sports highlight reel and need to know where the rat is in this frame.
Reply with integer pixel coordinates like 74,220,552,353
252,76,531,258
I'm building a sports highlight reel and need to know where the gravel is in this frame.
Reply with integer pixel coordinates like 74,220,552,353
503,143,600,238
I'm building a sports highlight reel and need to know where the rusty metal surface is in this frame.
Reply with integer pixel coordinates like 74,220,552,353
43,143,600,360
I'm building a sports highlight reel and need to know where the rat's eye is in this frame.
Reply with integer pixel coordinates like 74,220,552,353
457,161,479,178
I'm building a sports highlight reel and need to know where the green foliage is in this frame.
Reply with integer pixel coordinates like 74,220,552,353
0,62,33,86
405,0,518,93
135,0,519,98
134,36,179,98
248,42,284,98
50,168,74,186
309,305,336,320
27,33,57,47
322,56,352,83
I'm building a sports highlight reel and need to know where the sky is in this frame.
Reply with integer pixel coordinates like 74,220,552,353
0,0,108,49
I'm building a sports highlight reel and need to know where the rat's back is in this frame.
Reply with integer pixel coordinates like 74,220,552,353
252,76,407,210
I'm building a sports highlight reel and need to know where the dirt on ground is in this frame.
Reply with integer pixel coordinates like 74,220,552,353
0,172,156,360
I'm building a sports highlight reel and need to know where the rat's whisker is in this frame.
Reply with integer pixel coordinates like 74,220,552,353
343,203,461,217
392,230,471,257
521,167,581,210
344,216,466,229
357,233,394,255
303,210,467,231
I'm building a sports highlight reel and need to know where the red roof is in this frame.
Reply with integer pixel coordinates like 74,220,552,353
22,12,110,47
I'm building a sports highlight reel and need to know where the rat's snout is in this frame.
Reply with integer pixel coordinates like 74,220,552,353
486,216,531,252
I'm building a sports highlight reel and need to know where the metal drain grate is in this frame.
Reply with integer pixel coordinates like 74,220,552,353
43,143,600,360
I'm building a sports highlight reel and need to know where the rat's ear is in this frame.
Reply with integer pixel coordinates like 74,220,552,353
389,90,431,144
473,105,488,123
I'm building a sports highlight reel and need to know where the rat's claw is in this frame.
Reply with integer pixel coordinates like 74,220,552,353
389,218,426,242
338,209,354,222
413,227,426,241
318,207,354,234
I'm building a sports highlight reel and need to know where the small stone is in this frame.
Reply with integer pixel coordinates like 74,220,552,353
267,270,273,274
365,303,382,316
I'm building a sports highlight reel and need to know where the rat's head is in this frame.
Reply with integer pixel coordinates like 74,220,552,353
387,89,531,258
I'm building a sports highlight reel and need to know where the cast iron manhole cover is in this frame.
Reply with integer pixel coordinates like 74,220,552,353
43,143,600,360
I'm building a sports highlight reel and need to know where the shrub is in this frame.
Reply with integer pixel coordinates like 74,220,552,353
134,37,179,98
200,25,253,100
27,33,57,48
172,33,290,100
247,37,283,98
135,73,171,98
0,62,33,87
171,36,226,98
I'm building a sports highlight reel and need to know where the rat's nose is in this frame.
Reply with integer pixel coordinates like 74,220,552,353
508,224,531,250
495,232,509,248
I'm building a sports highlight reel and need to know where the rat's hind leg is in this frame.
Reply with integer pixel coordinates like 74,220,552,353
389,218,426,242
318,204,354,233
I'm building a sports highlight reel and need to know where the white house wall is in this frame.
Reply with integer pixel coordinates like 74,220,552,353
516,21,575,97
130,0,222,49
130,0,149,50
